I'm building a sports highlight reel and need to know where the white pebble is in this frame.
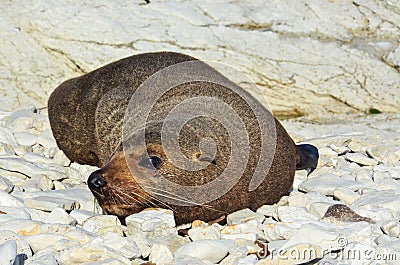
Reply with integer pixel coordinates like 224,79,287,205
37,129,58,149
352,190,400,214
227,208,265,226
175,239,231,263
69,210,95,225
127,233,151,258
0,142,15,155
0,206,31,220
282,223,341,250
23,152,54,165
381,220,400,238
257,204,277,217
0,176,13,192
24,196,79,211
82,215,123,236
24,252,58,265
345,153,378,166
367,145,399,165
55,243,131,264
299,173,362,195
333,187,361,205
309,202,335,219
189,223,221,241
353,167,373,181
0,156,65,180
0,190,24,207
14,132,38,146
0,230,32,259
237,254,258,265
125,208,176,237
91,232,141,259
277,206,318,222
0,126,18,147
149,243,173,265
26,233,71,253
329,144,350,155
45,208,77,225
0,240,17,265
53,149,71,166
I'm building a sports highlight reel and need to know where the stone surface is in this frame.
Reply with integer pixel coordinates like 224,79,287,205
149,243,173,265
0,240,17,265
90,232,141,259
174,239,231,264
125,208,176,237
1,1,399,116
188,223,221,241
345,152,379,166
299,173,363,195
24,196,79,211
82,215,123,236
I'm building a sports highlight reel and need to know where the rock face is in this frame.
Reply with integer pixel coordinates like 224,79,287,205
0,0,399,116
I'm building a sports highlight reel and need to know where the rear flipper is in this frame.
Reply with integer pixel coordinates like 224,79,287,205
296,144,319,175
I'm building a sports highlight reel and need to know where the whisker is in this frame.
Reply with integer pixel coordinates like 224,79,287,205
148,190,228,215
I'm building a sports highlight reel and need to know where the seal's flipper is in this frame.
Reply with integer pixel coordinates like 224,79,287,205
296,144,319,175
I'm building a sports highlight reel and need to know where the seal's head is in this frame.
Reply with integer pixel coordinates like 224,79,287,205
87,119,229,223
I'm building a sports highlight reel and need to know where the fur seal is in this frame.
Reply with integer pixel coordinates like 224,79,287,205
48,51,319,225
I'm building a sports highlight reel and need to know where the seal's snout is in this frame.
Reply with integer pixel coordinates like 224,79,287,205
88,170,107,191
296,144,319,175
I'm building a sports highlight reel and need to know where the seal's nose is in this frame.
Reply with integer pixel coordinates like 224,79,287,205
88,170,106,191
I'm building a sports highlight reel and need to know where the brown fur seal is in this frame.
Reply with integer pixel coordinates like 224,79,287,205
48,52,318,225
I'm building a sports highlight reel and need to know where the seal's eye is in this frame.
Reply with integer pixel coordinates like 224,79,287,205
139,155,163,169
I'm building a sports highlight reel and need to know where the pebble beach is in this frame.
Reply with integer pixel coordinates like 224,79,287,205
1,0,400,264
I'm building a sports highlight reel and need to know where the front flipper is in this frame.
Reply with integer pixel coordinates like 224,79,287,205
296,144,319,175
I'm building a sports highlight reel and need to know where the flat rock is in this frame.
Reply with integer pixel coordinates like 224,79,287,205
299,173,363,195
0,127,18,147
45,208,77,225
0,190,24,208
55,243,131,265
352,190,400,214
188,223,221,241
149,243,173,265
82,215,123,236
0,206,31,220
227,208,265,226
26,233,73,253
69,210,96,225
125,208,176,237
13,132,38,146
0,240,17,265
1,1,399,115
345,153,379,166
367,145,399,165
174,239,231,264
0,156,65,180
277,206,318,223
24,196,79,211
90,232,141,259
0,176,14,192
333,187,361,205
0,230,32,259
